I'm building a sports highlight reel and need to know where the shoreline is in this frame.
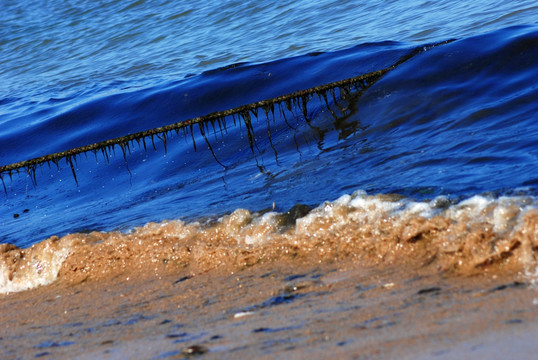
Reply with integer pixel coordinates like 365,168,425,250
2,257,537,359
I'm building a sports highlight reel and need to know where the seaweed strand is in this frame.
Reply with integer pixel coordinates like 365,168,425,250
0,40,454,181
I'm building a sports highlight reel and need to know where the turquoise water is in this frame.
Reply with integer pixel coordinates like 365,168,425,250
1,1,537,247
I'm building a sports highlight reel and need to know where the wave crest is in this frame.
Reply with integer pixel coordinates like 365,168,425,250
2,192,537,294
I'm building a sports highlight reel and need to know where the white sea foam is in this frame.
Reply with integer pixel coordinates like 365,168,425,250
295,191,536,241
0,241,71,294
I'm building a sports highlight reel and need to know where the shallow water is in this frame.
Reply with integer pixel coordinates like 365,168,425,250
1,1,537,293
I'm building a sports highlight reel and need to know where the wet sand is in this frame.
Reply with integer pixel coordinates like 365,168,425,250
2,195,538,358
2,256,537,360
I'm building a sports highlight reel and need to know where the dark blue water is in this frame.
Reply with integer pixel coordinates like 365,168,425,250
1,1,537,248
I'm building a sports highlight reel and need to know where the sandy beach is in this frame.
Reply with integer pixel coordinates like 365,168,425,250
2,197,538,359
2,254,538,359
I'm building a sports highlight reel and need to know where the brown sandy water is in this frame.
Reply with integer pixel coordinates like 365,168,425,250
1,193,538,358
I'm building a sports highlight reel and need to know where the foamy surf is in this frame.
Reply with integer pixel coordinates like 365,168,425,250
1,191,537,294
0,237,72,294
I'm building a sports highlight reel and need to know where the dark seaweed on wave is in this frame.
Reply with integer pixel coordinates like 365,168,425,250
0,40,453,192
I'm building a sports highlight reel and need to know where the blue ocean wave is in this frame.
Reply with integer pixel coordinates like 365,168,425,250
1,25,537,247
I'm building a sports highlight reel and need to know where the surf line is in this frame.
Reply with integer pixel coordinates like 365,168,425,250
0,39,454,190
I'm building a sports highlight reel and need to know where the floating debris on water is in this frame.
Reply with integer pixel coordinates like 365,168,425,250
0,40,454,189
